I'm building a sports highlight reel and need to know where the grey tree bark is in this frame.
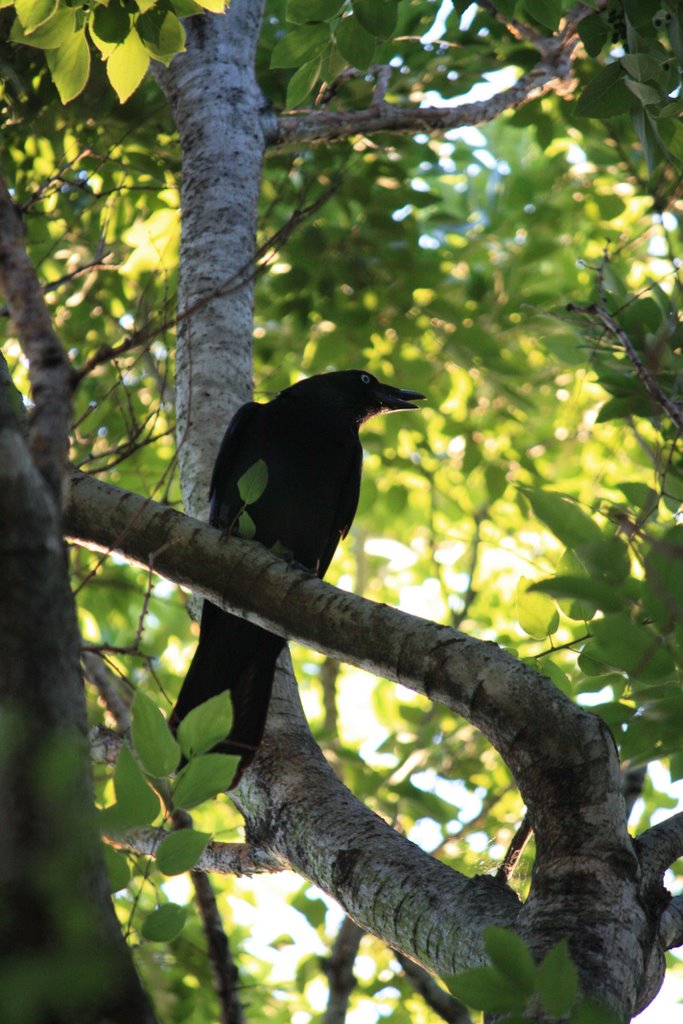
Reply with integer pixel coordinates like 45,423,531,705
63,470,683,1019
154,0,269,520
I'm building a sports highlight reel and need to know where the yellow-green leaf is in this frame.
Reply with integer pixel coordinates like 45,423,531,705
106,28,151,103
16,0,57,33
10,6,74,48
516,576,559,640
46,29,91,104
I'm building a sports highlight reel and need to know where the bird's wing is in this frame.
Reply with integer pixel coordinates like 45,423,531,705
209,401,260,530
317,438,363,578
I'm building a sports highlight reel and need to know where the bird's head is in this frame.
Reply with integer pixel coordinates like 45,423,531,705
285,369,425,424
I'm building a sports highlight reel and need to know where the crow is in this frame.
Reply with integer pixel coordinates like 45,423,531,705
170,369,425,784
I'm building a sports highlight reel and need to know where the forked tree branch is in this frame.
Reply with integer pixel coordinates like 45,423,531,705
268,4,589,149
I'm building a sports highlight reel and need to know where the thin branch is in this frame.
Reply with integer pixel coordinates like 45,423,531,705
82,651,133,732
103,823,284,877
568,302,683,433
635,811,683,887
497,814,533,884
173,810,245,1024
394,952,472,1024
74,183,340,382
322,916,364,1024
270,34,580,149
660,895,683,952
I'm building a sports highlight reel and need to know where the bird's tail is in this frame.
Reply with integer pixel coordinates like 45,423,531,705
170,601,285,786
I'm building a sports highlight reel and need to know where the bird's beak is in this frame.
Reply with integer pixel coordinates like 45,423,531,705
374,382,426,412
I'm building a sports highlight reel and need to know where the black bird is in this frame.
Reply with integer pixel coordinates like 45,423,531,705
170,369,425,784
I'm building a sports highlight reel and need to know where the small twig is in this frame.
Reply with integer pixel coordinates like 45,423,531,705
102,825,284,877
371,65,392,106
568,302,683,433
74,181,340,382
497,814,533,883
173,811,245,1024
82,650,133,731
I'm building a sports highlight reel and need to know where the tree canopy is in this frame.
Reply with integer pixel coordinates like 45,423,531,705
1,1,682,1022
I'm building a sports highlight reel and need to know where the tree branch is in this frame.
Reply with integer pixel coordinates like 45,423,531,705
660,895,683,952
103,820,283,877
323,916,364,1024
66,470,661,1000
64,468,620,838
269,26,581,149
568,302,683,433
635,811,683,887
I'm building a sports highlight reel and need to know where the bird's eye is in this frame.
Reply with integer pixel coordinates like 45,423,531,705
361,374,370,384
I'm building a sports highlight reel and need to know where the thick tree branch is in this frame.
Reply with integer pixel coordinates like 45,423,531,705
64,469,619,836
66,471,667,1010
0,175,74,498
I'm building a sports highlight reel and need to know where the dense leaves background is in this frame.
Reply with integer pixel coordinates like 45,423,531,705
1,0,682,1020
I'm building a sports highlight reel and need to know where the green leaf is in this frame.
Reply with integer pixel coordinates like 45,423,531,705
156,828,211,875
137,7,186,59
106,28,151,103
131,691,181,777
483,927,536,995
112,743,161,826
643,527,683,629
46,27,91,104
171,753,239,810
578,13,608,57
516,576,560,639
191,0,228,10
237,458,268,504
621,53,666,83
270,23,331,68
16,0,57,33
142,903,188,942
335,13,375,70
236,508,256,539
170,0,205,13
530,576,623,615
536,940,578,1016
10,6,74,48
176,691,233,760
520,0,561,31
444,966,529,1013
286,55,323,108
590,614,676,682
524,489,602,550
287,0,345,24
353,0,397,39
624,78,661,105
101,843,131,893
575,63,632,118
91,0,131,43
